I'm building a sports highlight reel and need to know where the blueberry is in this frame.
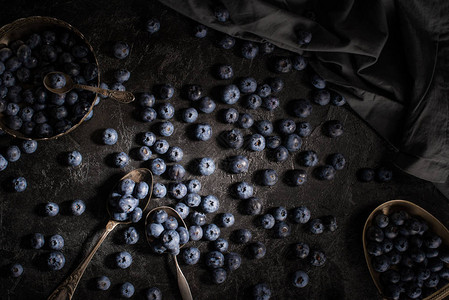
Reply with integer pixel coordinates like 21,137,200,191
214,6,230,22
197,157,215,176
357,168,375,182
66,150,82,167
292,206,311,224
241,42,259,59
130,207,143,223
238,77,257,94
178,226,189,244
299,150,318,167
45,202,59,217
390,211,408,226
161,229,180,250
120,282,135,298
237,113,254,129
227,155,249,174
194,24,208,38
6,57,22,72
124,227,139,245
184,192,201,207
293,242,310,259
244,94,262,109
309,219,324,234
211,268,227,284
243,198,263,215
136,146,152,161
273,206,287,221
159,121,174,137
49,234,64,250
114,152,129,168
5,146,20,163
292,270,309,288
101,128,118,145
439,268,449,280
186,84,203,101
292,55,308,71
366,242,382,256
266,136,281,149
259,214,275,229
252,283,271,300
219,213,235,227
201,195,219,213
225,252,242,271
153,139,169,154
313,89,330,106
20,107,34,122
331,91,346,106
310,250,326,267
189,225,204,241
182,107,198,123
405,284,421,299
140,132,156,147
273,57,292,73
113,41,129,59
315,165,336,180
198,96,216,113
113,68,130,83
234,181,254,199
47,251,65,270
213,238,229,252
138,93,155,107
284,134,302,152
159,84,175,100
376,167,393,182
2,71,15,87
191,211,207,226
71,199,86,216
410,247,426,263
274,221,291,238
327,153,346,170
151,158,166,176
113,213,128,222
324,120,344,138
222,108,239,124
206,251,225,269
221,84,240,104
31,232,45,249
146,18,160,34
119,179,136,195
261,42,275,54
255,120,273,136
183,247,201,265
393,236,408,252
387,250,401,265
248,242,266,259
233,229,252,244
96,276,111,290
157,102,175,119
203,224,221,241
175,203,190,219
166,146,183,162
261,169,278,186
217,35,235,49
262,96,279,111
256,84,271,98
248,134,266,151
221,128,244,149
310,73,325,89
147,223,164,238
0,47,12,61
186,179,201,193
287,169,307,186
271,146,289,162
324,215,338,232
194,123,212,141
118,195,138,213
217,64,234,80
8,263,22,278
278,119,296,135
169,182,187,199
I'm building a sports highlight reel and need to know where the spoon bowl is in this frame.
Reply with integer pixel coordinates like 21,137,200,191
363,200,449,300
43,71,135,103
145,205,193,300
48,168,153,300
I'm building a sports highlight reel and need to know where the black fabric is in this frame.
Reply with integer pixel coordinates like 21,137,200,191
160,0,449,187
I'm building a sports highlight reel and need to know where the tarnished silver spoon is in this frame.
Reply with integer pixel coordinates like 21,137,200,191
43,71,135,103
48,168,153,300
145,206,193,300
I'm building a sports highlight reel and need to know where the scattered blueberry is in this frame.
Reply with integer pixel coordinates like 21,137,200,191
10,263,23,277
203,223,221,241
169,182,187,199
146,18,160,34
309,219,324,234
238,77,257,94
159,84,175,100
138,93,155,107
47,251,65,270
71,199,86,216
120,282,135,298
12,177,27,192
252,283,271,300
6,145,21,162
221,84,240,104
184,192,201,207
225,252,242,271
238,113,254,129
233,229,252,244
273,57,292,73
217,35,235,49
259,214,275,229
292,55,308,71
376,167,393,182
201,195,220,213
49,234,64,250
183,247,201,265
101,128,118,145
114,69,130,83
182,107,198,123
198,96,216,113
222,108,239,124
241,42,259,59
218,213,235,228
310,250,326,267
310,73,325,89
217,64,233,80
153,139,169,154
113,41,130,59
197,157,215,176
244,94,262,109
227,155,249,174
357,168,375,182
213,238,229,252
96,276,111,291
67,150,82,167
299,150,319,167
248,134,266,151
214,6,230,22
157,102,175,119
261,169,278,186
31,233,45,249
211,268,227,284
194,24,208,38
292,270,309,288
124,226,139,245
248,242,266,259
44,202,59,217
293,242,310,259
113,152,129,168
315,165,336,180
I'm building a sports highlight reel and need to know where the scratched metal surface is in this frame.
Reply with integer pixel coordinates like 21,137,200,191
0,1,448,300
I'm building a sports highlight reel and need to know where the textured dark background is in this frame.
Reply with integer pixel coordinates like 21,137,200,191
0,1,448,299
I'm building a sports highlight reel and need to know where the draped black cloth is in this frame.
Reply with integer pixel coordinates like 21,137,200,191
160,0,449,197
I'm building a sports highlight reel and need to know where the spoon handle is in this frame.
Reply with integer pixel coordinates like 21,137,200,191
174,255,193,300
75,84,135,103
47,220,119,300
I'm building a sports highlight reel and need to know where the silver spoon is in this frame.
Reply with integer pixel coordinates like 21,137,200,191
43,71,135,103
48,168,153,300
145,206,193,300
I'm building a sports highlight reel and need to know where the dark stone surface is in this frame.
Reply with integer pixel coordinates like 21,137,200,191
0,1,448,299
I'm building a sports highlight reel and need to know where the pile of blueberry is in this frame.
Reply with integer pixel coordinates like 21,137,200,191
108,177,148,222
366,210,449,299
146,209,189,256
0,28,99,138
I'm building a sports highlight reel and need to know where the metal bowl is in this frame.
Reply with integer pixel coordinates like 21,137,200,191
363,200,449,300
0,16,100,140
